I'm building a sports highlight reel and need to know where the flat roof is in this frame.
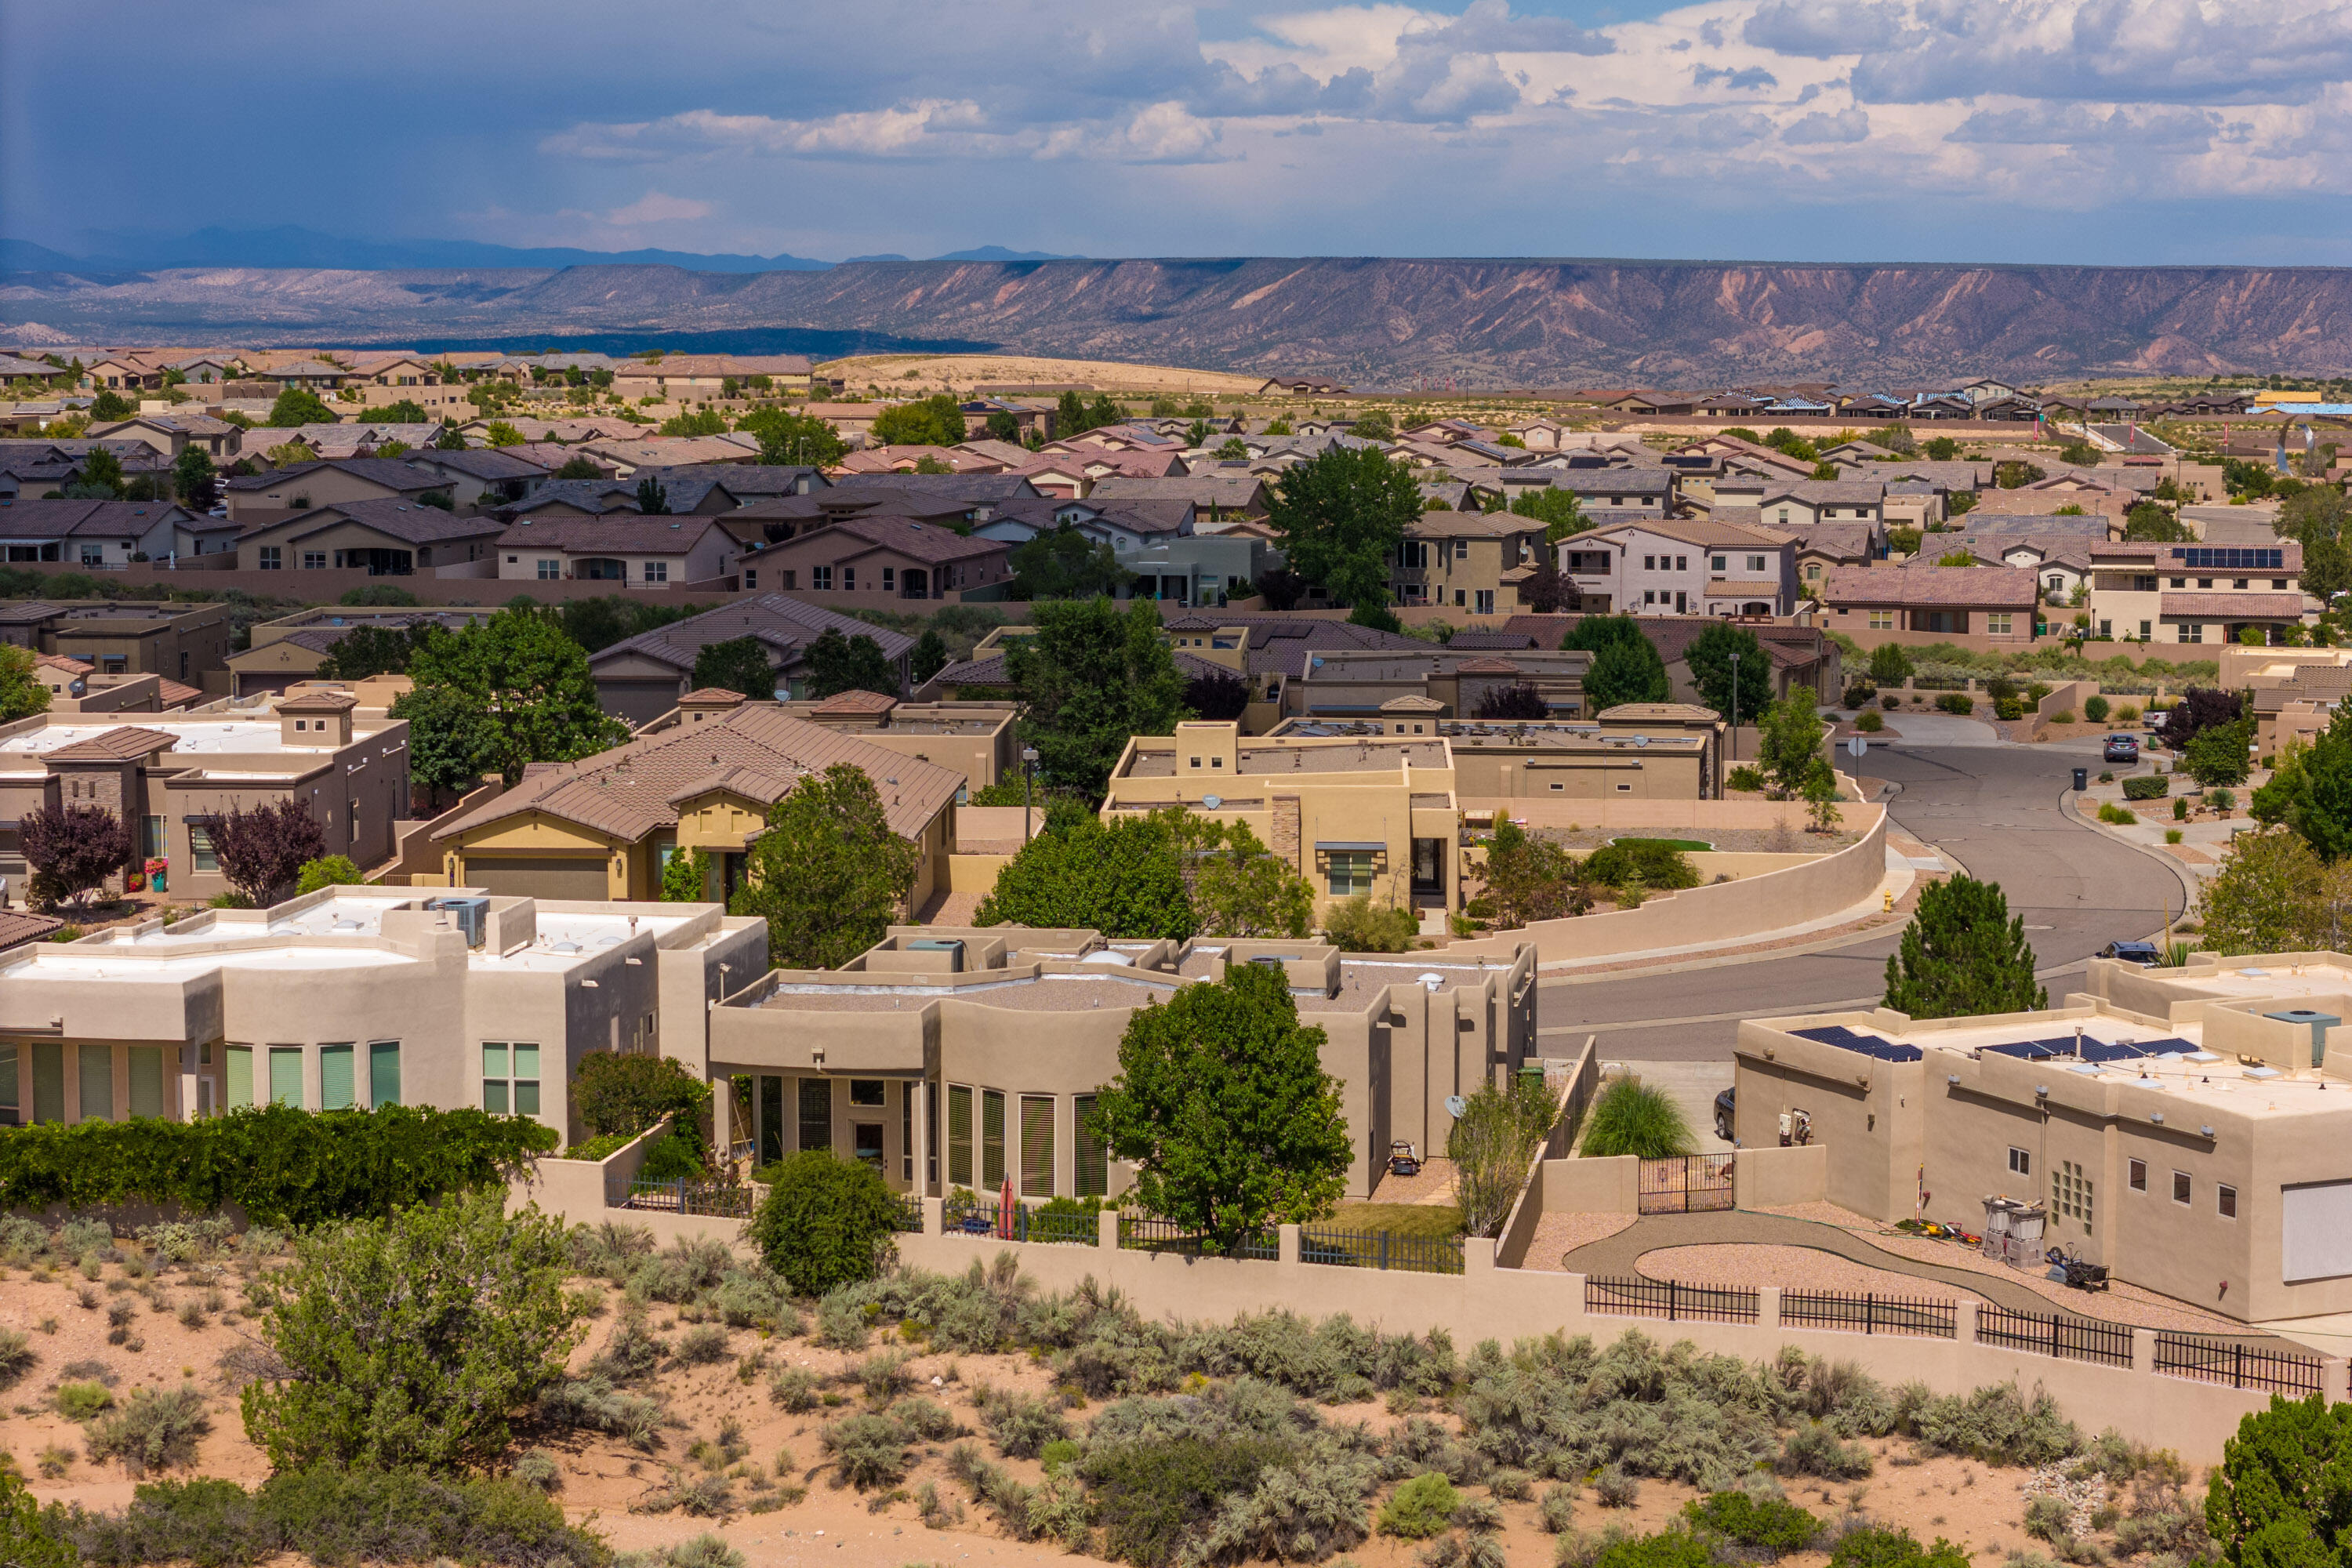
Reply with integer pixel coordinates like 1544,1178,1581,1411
2,946,416,981
0,720,339,757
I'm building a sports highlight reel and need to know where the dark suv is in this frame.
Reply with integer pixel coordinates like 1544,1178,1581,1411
2103,734,2140,764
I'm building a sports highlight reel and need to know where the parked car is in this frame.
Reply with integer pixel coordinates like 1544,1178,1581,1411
2103,734,2140,763
1713,1086,1736,1142
2099,940,2161,965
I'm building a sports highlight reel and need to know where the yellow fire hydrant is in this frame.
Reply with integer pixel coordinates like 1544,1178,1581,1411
1883,889,1896,913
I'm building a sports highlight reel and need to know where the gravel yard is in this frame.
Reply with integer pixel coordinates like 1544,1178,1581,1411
1634,1243,1986,1302
1517,1208,1640,1269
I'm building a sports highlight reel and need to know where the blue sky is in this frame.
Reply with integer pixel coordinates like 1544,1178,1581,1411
5,0,2351,266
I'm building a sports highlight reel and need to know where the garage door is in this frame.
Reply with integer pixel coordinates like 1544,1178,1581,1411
464,855,611,900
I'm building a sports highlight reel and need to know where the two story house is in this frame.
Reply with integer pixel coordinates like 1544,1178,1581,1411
1392,510,1548,615
1559,517,1798,618
2084,541,2312,645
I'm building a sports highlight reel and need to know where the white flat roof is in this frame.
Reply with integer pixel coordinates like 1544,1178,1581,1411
5,946,415,981
0,720,334,757
469,909,694,972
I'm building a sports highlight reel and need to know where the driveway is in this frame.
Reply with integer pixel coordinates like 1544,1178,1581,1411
1876,710,2001,746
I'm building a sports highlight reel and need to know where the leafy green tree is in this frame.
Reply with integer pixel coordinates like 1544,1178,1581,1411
1867,641,1915,684
316,623,426,681
1686,622,1773,727
976,811,1196,939
89,388,136,421
2187,718,2255,788
734,763,922,970
574,1051,710,1139
1215,437,1249,460
266,386,334,427
1265,445,1423,614
2057,439,2101,467
910,629,950,686
552,455,604,480
869,394,965,448
368,398,430,424
1174,814,1315,938
1450,1075,1557,1237
172,445,219,510
1350,408,1396,441
296,855,364,895
1994,460,2045,489
1090,963,1350,1251
659,847,710,902
2267,712,2352,862
748,1151,902,1295
239,1191,586,1473
78,445,125,496
1756,691,1827,797
1475,819,1591,927
483,421,525,448
987,410,1024,444
2205,1394,2352,1568
1575,621,1672,713
2201,831,2325,955
402,609,625,786
2124,502,2190,542
1509,485,1588,541
657,409,728,437
0,644,51,723
1348,600,1405,633
689,635,776,699
1009,525,1133,600
432,425,466,451
1882,874,2047,1018
1054,390,1093,439
804,628,898,699
387,683,499,801
1005,597,1188,797
1922,436,1959,461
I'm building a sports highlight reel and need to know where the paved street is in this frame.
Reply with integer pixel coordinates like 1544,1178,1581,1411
1539,740,2192,1068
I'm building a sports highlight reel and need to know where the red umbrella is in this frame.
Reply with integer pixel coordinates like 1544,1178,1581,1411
997,1175,1015,1240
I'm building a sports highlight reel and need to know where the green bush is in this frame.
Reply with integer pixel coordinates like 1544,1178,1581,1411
980,1389,1069,1458
1378,1472,1461,1538
1900,1383,2079,1465
2097,803,2136,826
1593,1529,1715,1568
572,1052,710,1141
1856,710,1883,733
0,1104,552,1229
56,1381,113,1420
822,1410,912,1490
82,1387,211,1475
2049,710,2074,725
1828,1527,1971,1568
1578,1077,1695,1160
1323,894,1420,953
55,1468,603,1568
2166,829,2183,845
1581,840,1697,891
1778,1421,1872,1479
2172,795,2188,820
2117,703,2140,722
241,1191,585,1473
1084,1435,1294,1567
1878,695,1899,710
1726,765,1765,792
1936,693,1973,715
1685,1491,1819,1555
2122,775,2169,800
293,857,363,895
557,1132,633,1163
2083,695,2111,722
636,1128,706,1181
747,1149,903,1296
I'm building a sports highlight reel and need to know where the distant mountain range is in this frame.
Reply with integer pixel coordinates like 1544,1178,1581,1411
0,229,1083,274
5,252,2350,382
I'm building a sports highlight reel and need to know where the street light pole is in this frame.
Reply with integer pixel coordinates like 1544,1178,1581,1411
1728,650,1741,763
1021,746,1040,844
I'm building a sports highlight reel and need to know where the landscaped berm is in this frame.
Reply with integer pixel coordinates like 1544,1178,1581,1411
0,1195,2292,1568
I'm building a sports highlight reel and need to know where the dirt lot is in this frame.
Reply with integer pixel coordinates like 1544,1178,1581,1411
816,354,1266,397
1,1232,2199,1568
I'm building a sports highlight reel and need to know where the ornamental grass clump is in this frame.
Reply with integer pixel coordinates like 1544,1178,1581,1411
1577,1077,1695,1159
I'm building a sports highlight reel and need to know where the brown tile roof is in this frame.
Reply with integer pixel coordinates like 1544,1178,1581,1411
249,499,507,546
814,689,898,717
0,909,64,950
1581,515,1795,549
45,725,179,762
677,688,749,707
494,514,732,554
1454,657,1524,674
2160,593,2307,619
275,690,358,714
436,705,960,847
155,677,204,708
1821,565,2038,609
1406,510,1544,539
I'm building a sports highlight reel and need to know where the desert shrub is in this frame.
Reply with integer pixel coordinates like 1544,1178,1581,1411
1857,710,1883,733
593,1305,667,1383
85,1386,210,1475
1829,1527,1972,1568
567,1221,655,1280
1595,1465,1641,1507
896,1395,960,1442
1540,1483,1580,1532
1191,1447,1374,1564
2084,695,2111,722
2122,775,2169,800
1686,1490,1820,1555
747,1149,902,1296
1323,894,1421,953
1728,765,1766,791
1085,1433,1297,1567
637,1472,734,1517
1381,1473,1463,1539
711,1269,795,1332
1879,695,1899,710
855,1347,914,1404
982,1389,1070,1458
1559,1525,1639,1568
1454,1495,1506,1534
1592,1530,1715,1568
2117,704,2140,723
1488,1468,1533,1501
510,1450,561,1493
628,1236,733,1304
1773,1354,1896,1437
56,1381,114,1419
649,1537,742,1568
1578,1078,1695,1159
1900,1383,2080,1466
673,1324,729,1367
537,1374,664,1451
0,1328,34,1390
1581,840,1698,891
1937,693,1974,715
823,1410,912,1490
1780,1421,1874,1478
2097,803,2136,826
768,1367,821,1413
2024,1495,2073,1543
814,1290,870,1350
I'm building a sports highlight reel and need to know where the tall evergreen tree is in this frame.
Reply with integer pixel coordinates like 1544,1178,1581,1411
1882,874,2047,1018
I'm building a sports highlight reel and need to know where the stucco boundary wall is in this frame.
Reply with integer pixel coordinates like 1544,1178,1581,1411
1446,797,1888,966
2031,681,2100,739
506,1114,753,1247
1495,1037,1600,1268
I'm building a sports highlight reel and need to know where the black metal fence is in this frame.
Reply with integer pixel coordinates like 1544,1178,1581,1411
1585,1274,1759,1323
2153,1334,2324,1396
1115,1215,1276,1260
611,1177,757,1220
1975,1304,2134,1368
1300,1226,1465,1276
1637,1154,1736,1215
891,1194,924,1232
1780,1290,1957,1339
942,1198,1098,1245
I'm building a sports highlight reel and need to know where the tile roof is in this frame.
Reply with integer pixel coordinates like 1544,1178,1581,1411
275,690,358,714
753,514,1006,566
253,499,507,546
412,447,549,481
46,724,179,762
1580,515,1795,549
1407,510,1544,539
495,514,733,554
831,472,1040,504
2160,593,2307,619
589,593,915,677
1088,474,1269,508
1497,613,1834,670
1821,565,2038,608
0,499,190,539
813,689,898,717
437,705,961,847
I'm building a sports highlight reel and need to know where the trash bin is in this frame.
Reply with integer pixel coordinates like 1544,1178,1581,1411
2072,767,2088,791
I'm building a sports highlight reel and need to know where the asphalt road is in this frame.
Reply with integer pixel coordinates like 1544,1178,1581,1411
1537,741,2192,1063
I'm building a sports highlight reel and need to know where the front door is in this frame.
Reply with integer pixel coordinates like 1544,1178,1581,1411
1410,838,1443,898
852,1122,885,1173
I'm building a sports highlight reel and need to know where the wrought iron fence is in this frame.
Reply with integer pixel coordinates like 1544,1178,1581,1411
2152,1334,2323,1396
1116,1215,1276,1259
891,1194,924,1232
1584,1274,1759,1323
1974,1304,2133,1368
1780,1289,1957,1339
611,1177,757,1220
1636,1154,1736,1215
1298,1227,1464,1276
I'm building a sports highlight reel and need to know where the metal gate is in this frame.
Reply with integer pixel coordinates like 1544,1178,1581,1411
1638,1153,1736,1214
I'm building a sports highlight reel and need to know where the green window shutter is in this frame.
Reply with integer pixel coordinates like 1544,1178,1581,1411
513,1044,539,1116
1074,1094,1107,1198
982,1090,1005,1189
0,1043,16,1118
225,1046,252,1111
369,1042,401,1109
78,1044,113,1122
268,1047,303,1108
127,1047,164,1120
798,1076,832,1155
947,1085,972,1186
319,1044,354,1111
32,1042,64,1123
1020,1094,1054,1198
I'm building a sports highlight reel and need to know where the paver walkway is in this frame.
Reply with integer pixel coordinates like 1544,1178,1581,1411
1558,1210,2279,1348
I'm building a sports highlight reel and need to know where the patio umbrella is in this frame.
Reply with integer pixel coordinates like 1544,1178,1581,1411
997,1175,1015,1240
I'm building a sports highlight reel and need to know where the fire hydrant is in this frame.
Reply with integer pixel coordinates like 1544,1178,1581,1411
1883,889,1896,913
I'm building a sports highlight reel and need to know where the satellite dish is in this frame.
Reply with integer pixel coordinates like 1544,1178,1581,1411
1444,1094,1467,1119
1201,793,1222,809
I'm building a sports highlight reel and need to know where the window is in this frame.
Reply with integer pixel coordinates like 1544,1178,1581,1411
537,558,561,579
188,822,218,873
1021,1094,1054,1197
849,1079,886,1108
2169,577,2186,588
225,1045,252,1109
799,1076,832,1153
982,1089,1006,1187
1748,554,1766,572
2008,1146,2031,1176
1676,556,1688,571
1867,611,1894,630
642,561,667,583
811,565,832,590
31,1042,63,1123
268,1046,303,1108
258,546,281,570
128,1047,163,1119
2198,578,2213,589
1474,590,1494,615
79,545,103,567
841,566,855,591
1075,1094,1107,1196
2234,578,2249,590
1327,850,1376,897
1643,555,1656,571
901,1088,914,1182
0,1042,13,1123
2180,623,2202,644
948,1084,973,1185
370,1042,400,1108
2129,1157,2147,1191
1711,554,1727,572
1987,614,2013,635
2218,1183,2238,1219
481,1043,539,1115
2139,620,2152,639
743,571,757,589
79,1044,112,1121
881,568,895,591
2172,1171,2191,1204
303,551,327,570
321,1043,356,1110
1806,563,1821,580
2053,1159,2092,1232
779,570,794,590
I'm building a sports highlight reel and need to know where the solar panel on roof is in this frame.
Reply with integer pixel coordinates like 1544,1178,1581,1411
1791,1025,1921,1062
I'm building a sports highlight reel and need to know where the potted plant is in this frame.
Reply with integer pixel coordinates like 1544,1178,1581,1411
144,856,168,894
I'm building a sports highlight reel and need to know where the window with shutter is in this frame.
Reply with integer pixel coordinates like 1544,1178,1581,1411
1021,1094,1054,1197
1075,1094,1107,1197
982,1090,1006,1188
798,1077,832,1155
948,1085,973,1185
